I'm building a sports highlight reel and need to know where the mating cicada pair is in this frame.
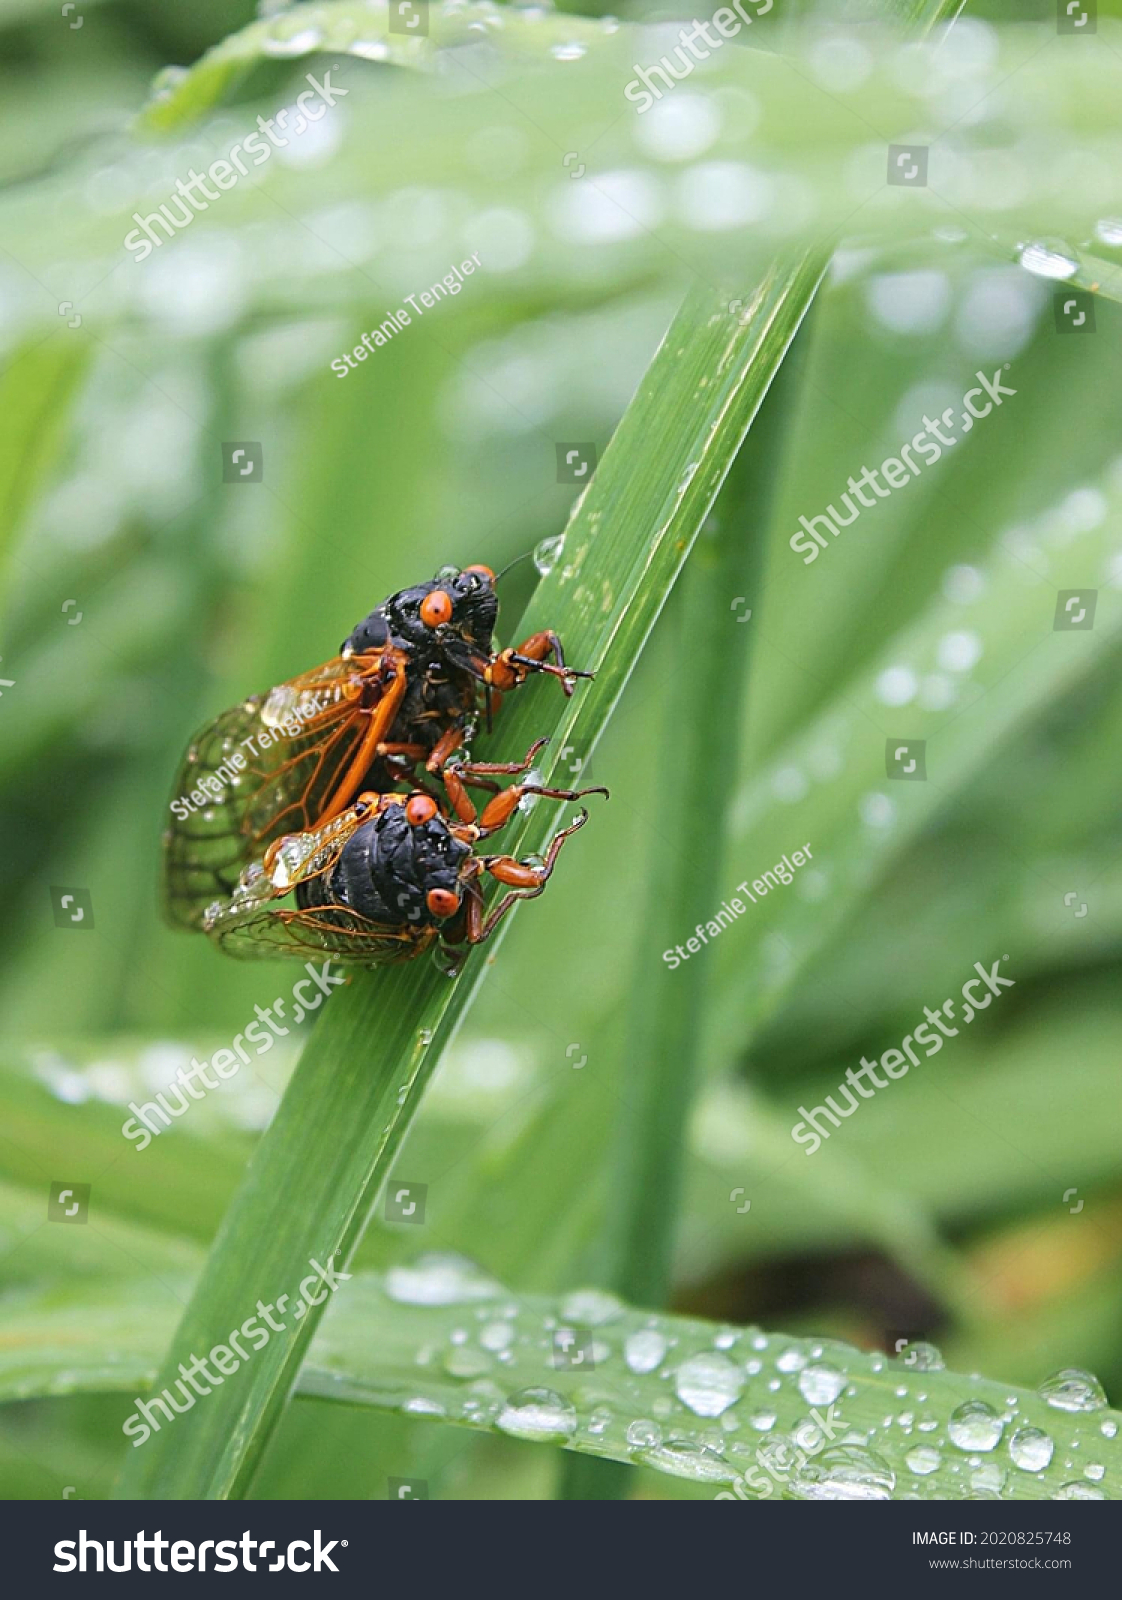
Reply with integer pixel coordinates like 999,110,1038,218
162,564,604,967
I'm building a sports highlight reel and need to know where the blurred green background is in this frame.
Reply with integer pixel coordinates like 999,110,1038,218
1,0,1121,1498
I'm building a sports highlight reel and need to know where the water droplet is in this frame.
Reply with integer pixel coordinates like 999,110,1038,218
899,1341,945,1372
558,1288,622,1325
533,533,565,576
627,1418,661,1449
1054,1482,1104,1499
384,1253,501,1306
943,564,986,605
936,630,983,673
948,1400,1004,1452
260,684,300,728
776,1347,806,1374
1018,239,1079,280
586,1404,612,1436
351,38,391,60
149,64,189,104
875,665,919,707
1101,1419,1118,1439
1009,1426,1054,1472
432,943,461,977
749,1408,777,1432
789,1445,895,1501
1094,217,1122,247
443,1345,492,1379
496,1386,576,1442
637,1437,735,1483
798,1363,845,1406
675,1352,743,1417
550,40,586,60
1084,1462,1106,1482
263,17,325,56
1038,1368,1108,1413
624,1329,668,1374
971,1461,1006,1494
859,791,896,829
906,1444,942,1476
480,1320,514,1352
402,1395,445,1416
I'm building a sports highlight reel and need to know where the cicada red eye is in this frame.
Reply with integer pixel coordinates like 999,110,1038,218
463,564,495,581
405,794,438,827
420,590,453,627
426,887,461,919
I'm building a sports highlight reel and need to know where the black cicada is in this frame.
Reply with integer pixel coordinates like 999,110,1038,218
163,563,591,931
201,742,607,968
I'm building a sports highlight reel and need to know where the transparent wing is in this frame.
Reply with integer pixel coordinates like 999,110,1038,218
206,902,425,964
162,650,407,929
199,800,428,965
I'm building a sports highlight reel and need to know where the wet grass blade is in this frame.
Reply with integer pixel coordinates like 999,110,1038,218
558,343,804,1500
26,1272,1122,1501
114,258,823,1499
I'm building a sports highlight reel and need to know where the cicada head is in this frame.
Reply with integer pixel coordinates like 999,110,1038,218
343,565,499,666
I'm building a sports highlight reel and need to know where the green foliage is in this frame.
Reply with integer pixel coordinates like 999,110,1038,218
2,0,1121,1503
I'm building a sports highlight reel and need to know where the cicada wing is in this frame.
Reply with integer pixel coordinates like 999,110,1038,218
162,651,406,929
206,901,423,965
199,800,424,964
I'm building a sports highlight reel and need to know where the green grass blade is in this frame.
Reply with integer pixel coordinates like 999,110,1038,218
558,340,805,1502
19,1272,1122,1501
114,261,823,1500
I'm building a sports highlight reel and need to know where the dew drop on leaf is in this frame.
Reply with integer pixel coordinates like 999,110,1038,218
624,1329,667,1374
384,1253,500,1306
789,1445,895,1501
533,534,565,576
496,1386,577,1442
906,1445,942,1476
948,1400,1004,1452
1038,1368,1108,1413
558,1288,622,1325
636,1437,735,1483
674,1352,743,1417
797,1363,845,1406
1009,1425,1054,1472
1017,239,1079,280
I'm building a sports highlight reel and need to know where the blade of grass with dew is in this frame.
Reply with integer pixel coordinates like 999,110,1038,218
559,335,804,1501
114,257,824,1500
24,1272,1122,1501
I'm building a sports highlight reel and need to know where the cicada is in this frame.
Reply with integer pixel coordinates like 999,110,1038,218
201,742,607,967
163,564,591,930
